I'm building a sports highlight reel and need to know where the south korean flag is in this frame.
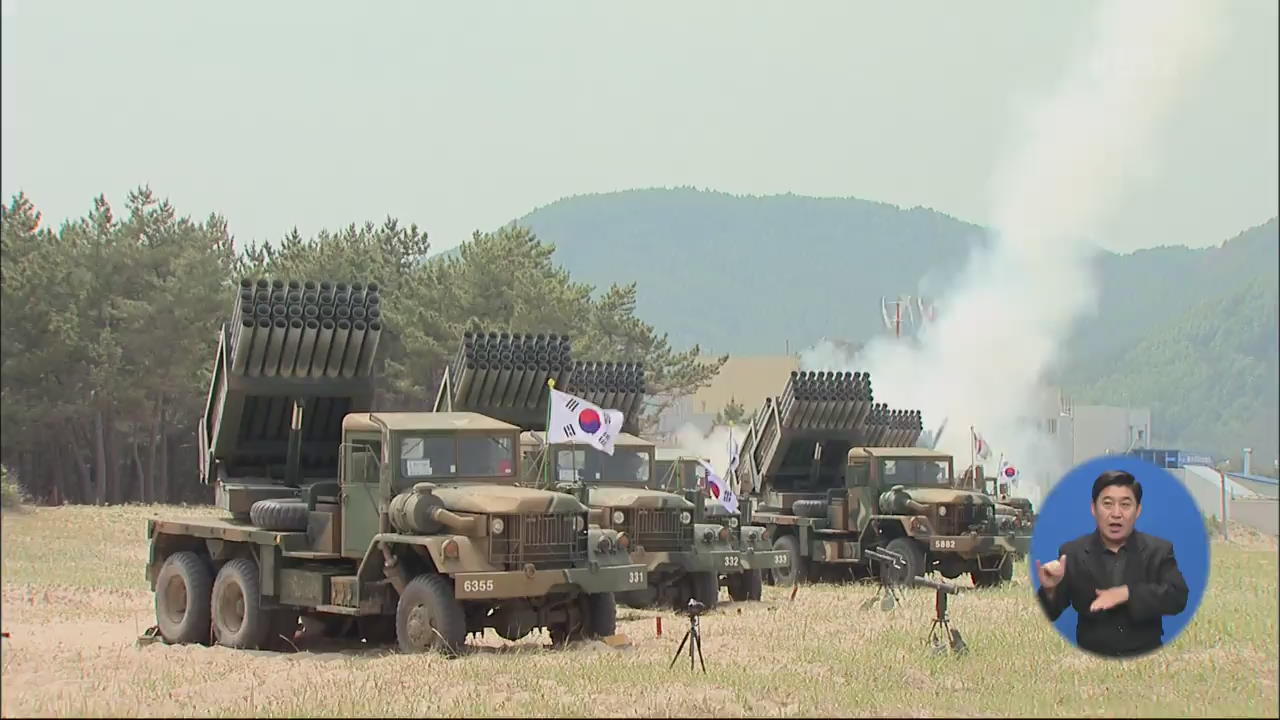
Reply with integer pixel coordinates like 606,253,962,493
547,389,625,455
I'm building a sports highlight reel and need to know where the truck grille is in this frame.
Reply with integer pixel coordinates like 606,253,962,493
488,513,586,570
619,509,693,552
940,503,996,534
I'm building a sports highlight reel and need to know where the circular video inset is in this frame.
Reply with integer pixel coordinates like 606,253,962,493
1029,455,1210,659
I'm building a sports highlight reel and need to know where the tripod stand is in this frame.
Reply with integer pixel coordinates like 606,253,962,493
862,547,908,611
922,582,967,655
668,599,707,674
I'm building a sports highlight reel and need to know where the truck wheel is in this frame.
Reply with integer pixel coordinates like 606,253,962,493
550,592,617,646
771,535,808,586
729,569,763,601
881,537,926,587
791,500,826,518
687,571,719,609
250,499,308,532
211,557,271,649
154,551,213,645
265,609,300,651
395,574,467,656
971,556,1012,588
586,592,617,637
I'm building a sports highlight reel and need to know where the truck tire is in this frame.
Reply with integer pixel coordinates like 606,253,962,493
265,609,301,652
250,498,308,532
687,571,719,610
395,573,467,656
881,537,926,587
551,592,617,646
771,534,808,586
971,555,1013,588
211,557,272,649
729,569,763,601
586,592,617,637
791,499,826,518
154,551,213,645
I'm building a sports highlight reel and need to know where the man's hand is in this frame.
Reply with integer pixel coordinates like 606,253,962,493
1090,585,1130,612
1036,554,1067,589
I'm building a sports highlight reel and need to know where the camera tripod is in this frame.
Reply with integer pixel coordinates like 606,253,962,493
668,599,707,674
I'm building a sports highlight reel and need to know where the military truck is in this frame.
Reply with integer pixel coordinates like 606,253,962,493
958,463,1038,536
653,448,788,601
432,329,739,611
730,370,1030,588
146,279,647,657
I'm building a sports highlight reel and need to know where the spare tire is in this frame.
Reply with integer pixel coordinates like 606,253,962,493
251,498,309,531
791,499,827,518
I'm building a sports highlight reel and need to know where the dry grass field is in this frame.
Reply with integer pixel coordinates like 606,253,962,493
2,503,1276,718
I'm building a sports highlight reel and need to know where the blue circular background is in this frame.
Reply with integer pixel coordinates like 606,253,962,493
1029,455,1211,650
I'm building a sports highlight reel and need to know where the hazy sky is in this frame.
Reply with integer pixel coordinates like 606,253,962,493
2,0,1276,254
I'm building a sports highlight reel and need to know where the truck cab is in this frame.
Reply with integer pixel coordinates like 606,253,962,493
518,431,739,611
653,448,788,602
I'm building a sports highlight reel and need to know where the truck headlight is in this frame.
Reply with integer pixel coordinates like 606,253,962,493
938,506,948,517
491,517,505,535
679,511,692,525
612,510,625,525
597,537,613,554
728,517,739,528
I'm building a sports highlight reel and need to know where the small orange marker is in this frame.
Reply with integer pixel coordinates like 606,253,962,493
656,617,663,636
790,585,799,601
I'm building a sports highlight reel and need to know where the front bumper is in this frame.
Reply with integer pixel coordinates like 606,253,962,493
452,562,649,600
630,549,744,575
925,533,1030,557
739,547,790,571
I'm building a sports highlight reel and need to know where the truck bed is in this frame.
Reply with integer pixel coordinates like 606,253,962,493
147,516,339,558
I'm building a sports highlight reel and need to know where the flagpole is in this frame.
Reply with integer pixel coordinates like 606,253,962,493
970,426,975,488
545,378,555,491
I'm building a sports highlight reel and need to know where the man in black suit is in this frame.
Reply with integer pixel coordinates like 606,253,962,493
1036,469,1190,658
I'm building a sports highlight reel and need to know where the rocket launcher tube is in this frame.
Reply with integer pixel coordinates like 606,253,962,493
326,320,352,377
262,318,289,377
231,317,256,374
294,319,320,376
279,318,305,377
341,320,367,378
356,320,382,377
310,319,336,378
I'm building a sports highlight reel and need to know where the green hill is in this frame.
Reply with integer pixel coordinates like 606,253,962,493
493,188,1277,460
507,187,991,355
1068,269,1279,462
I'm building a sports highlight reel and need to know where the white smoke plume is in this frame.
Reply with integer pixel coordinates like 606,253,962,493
803,0,1223,508
672,422,741,477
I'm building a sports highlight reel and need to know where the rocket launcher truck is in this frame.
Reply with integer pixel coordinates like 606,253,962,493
652,448,788,602
433,330,768,610
146,279,647,657
729,370,1031,589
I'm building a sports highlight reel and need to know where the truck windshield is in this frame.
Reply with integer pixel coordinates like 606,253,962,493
555,446,651,485
399,434,515,480
881,459,951,486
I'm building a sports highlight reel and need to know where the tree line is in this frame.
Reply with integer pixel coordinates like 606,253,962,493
0,187,728,506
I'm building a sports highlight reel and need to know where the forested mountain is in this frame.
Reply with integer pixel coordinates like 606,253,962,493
503,189,1277,461
505,187,991,356
1069,269,1279,459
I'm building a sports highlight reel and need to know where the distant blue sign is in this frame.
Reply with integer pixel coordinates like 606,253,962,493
1126,448,1215,469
